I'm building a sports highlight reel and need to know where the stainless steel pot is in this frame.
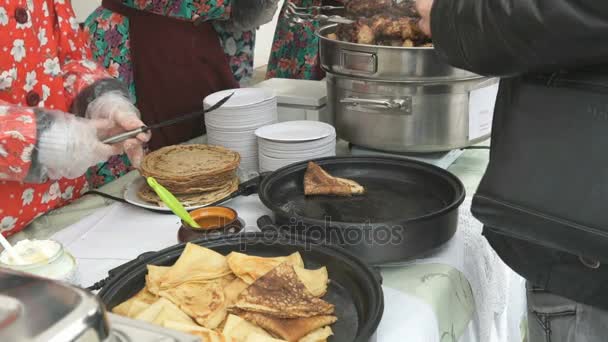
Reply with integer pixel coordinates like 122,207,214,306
318,24,498,153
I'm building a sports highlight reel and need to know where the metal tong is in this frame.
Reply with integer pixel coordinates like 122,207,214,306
102,92,234,145
285,1,353,25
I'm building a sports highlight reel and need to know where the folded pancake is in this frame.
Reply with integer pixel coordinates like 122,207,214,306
293,266,329,297
226,252,304,284
237,312,337,342
159,280,227,329
231,263,334,318
304,162,365,196
299,327,333,342
126,300,151,318
112,287,157,316
160,243,231,289
135,297,195,326
222,314,275,340
246,333,288,342
162,320,238,342
224,278,250,304
146,265,170,295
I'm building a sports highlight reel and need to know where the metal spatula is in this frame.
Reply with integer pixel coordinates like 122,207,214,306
102,92,234,145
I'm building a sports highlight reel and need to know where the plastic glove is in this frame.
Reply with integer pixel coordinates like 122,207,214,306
85,91,151,168
37,112,124,180
230,0,280,31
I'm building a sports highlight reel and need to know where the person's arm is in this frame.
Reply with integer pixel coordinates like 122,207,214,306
0,102,124,183
52,1,150,166
419,0,608,76
124,0,279,31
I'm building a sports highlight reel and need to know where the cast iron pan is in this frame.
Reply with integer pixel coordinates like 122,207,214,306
257,156,465,264
98,233,384,342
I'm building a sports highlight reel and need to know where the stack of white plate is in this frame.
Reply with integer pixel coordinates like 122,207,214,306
255,121,336,172
204,88,278,171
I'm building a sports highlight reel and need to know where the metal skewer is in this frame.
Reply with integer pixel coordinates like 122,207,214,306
102,92,234,145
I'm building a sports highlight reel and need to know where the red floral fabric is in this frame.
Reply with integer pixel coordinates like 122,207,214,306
0,0,113,237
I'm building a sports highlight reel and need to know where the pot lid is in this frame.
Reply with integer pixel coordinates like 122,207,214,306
254,78,327,107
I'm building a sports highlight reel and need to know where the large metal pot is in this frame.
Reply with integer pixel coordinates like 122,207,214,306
318,25,498,153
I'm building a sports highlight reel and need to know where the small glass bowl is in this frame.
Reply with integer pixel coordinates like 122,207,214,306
0,240,77,283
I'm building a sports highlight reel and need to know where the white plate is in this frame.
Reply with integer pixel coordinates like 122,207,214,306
260,144,335,159
258,135,336,151
123,177,231,212
206,119,278,132
255,121,335,142
204,88,275,108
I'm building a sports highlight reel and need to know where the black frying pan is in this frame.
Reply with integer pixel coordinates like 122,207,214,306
256,156,465,265
98,233,384,342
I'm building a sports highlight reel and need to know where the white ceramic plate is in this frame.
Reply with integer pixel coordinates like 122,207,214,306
258,135,336,151
206,119,277,132
204,88,275,108
123,177,229,212
255,121,335,142
260,144,335,159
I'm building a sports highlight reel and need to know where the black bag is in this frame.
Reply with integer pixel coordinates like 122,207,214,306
472,69,608,309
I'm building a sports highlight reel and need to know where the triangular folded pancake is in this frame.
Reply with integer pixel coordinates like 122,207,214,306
304,162,364,196
237,312,337,342
127,300,152,318
135,297,195,326
222,314,275,340
227,252,304,284
159,280,227,329
225,278,250,304
246,333,288,342
231,263,334,318
161,243,231,289
162,320,238,342
146,265,170,295
293,266,329,297
112,287,157,316
299,327,333,342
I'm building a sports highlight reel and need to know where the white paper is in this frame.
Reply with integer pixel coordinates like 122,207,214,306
469,82,500,140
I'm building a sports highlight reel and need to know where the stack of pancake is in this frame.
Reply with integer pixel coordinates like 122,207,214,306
138,144,240,207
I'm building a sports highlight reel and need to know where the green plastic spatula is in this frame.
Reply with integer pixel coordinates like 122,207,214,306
146,177,201,228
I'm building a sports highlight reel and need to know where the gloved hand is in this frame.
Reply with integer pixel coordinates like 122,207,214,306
37,112,124,180
85,91,151,168
230,0,280,31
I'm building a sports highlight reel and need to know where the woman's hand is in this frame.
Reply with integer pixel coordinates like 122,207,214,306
85,91,151,168
415,0,433,37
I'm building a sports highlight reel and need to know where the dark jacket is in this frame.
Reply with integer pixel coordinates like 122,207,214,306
431,0,608,308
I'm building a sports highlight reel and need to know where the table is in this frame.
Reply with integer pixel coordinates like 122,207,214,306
10,137,527,342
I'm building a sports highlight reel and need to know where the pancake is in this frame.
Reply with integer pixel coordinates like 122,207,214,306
160,243,232,288
140,144,240,181
137,177,238,207
236,312,337,342
231,263,334,318
159,280,227,329
226,252,304,285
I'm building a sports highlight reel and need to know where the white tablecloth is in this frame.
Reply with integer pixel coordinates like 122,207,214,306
52,196,526,342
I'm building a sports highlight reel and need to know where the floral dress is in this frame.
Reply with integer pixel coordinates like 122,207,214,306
84,1,256,183
0,0,132,236
266,0,325,80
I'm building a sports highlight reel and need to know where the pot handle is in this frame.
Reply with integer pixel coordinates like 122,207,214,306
340,97,412,113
